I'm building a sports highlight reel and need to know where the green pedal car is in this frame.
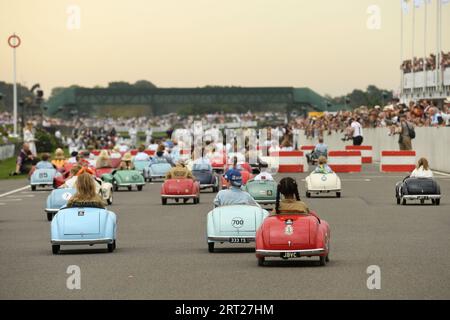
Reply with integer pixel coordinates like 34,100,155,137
243,179,277,205
101,169,145,191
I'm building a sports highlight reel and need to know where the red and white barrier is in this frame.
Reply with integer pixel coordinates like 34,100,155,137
345,145,373,163
300,145,315,152
269,151,307,173
328,151,362,172
130,149,155,156
380,151,416,172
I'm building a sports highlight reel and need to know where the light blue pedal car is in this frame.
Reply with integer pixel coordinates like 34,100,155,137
133,160,152,182
30,168,58,191
45,188,76,221
51,206,117,254
147,162,173,182
206,205,270,252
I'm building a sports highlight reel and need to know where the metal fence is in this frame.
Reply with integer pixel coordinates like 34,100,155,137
0,144,15,161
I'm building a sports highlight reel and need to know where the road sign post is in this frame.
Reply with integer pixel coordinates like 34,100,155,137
8,34,21,137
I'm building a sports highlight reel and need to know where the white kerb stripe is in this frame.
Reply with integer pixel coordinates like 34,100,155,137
381,156,416,165
328,156,361,165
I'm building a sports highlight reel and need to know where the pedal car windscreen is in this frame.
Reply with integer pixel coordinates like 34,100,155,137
62,208,101,235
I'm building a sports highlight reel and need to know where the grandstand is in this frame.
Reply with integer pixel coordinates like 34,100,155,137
44,86,331,118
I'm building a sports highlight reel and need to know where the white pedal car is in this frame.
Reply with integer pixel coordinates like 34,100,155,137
305,172,341,198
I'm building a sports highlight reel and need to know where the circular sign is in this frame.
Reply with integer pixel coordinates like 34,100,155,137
8,34,21,48
231,217,244,229
321,175,328,182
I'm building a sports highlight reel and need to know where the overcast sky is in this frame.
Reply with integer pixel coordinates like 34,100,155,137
1,0,449,98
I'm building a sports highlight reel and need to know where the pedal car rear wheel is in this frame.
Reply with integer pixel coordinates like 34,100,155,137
336,192,341,198
46,212,53,221
306,192,311,198
127,186,132,191
107,192,113,205
208,242,214,253
319,255,327,266
137,185,143,191
52,245,60,255
31,185,36,191
258,257,265,266
107,240,116,252
161,198,167,205
435,199,440,206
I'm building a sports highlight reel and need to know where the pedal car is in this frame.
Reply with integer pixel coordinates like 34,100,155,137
211,153,227,173
102,170,145,191
255,211,330,266
207,205,270,252
50,207,117,254
30,168,59,191
243,179,277,205
395,177,441,205
133,160,152,181
95,167,114,178
147,162,173,182
45,188,76,221
161,178,200,205
305,172,341,198
192,163,220,192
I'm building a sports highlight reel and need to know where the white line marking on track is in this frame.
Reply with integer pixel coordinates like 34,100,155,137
0,185,30,198
433,170,450,177
7,194,35,198
1,198,22,202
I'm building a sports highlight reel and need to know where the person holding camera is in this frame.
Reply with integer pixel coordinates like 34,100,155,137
396,114,415,151
348,118,364,146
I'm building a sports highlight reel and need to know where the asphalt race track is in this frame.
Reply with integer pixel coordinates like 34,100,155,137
1,164,449,299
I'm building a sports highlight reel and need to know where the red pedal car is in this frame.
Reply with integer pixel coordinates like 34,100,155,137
211,153,227,173
255,211,330,266
95,167,114,178
161,179,200,205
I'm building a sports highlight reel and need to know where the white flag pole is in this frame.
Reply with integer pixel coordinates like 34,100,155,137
13,41,18,137
412,2,416,91
423,0,427,91
401,0,404,98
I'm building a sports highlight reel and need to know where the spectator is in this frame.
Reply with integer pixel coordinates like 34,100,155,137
23,122,37,156
11,143,35,175
350,117,364,146
396,114,414,151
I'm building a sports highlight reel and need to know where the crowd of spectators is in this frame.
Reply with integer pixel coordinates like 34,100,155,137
295,99,450,139
401,51,450,73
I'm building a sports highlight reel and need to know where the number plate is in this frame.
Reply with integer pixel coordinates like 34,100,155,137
281,252,300,259
229,238,249,243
